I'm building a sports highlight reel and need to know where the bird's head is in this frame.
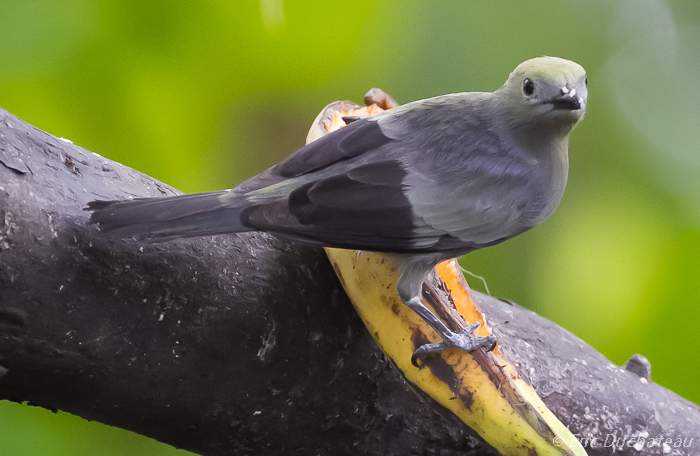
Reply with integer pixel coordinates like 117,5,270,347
496,56,587,138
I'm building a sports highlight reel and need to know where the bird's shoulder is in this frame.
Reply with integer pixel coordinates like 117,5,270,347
377,92,493,137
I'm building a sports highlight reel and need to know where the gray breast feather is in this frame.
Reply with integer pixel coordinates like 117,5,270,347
378,94,560,247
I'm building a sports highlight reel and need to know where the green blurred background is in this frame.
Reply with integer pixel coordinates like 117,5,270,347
1,0,699,454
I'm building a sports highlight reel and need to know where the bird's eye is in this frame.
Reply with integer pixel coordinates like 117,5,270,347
523,78,534,96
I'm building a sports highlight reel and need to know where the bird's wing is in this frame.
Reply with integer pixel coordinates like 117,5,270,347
235,117,393,192
241,159,421,251
379,95,547,248
238,95,543,254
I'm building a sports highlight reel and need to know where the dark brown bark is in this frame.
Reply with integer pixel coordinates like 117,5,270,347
0,108,698,456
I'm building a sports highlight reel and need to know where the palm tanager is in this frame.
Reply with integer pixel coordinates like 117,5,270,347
88,56,588,359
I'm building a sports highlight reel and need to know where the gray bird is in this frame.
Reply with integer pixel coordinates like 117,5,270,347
88,56,588,361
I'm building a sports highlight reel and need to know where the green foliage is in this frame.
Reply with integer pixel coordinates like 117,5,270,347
1,1,699,454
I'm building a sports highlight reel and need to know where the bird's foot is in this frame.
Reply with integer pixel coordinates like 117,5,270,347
411,322,497,367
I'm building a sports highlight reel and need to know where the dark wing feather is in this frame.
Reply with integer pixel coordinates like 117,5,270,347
278,118,392,177
241,160,422,251
236,118,393,192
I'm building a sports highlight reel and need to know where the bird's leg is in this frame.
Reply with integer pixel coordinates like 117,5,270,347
404,294,497,367
402,295,457,336
395,255,497,367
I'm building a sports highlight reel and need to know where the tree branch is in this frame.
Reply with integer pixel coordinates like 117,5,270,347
0,108,698,456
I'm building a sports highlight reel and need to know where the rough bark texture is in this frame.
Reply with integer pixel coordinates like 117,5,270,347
0,108,698,456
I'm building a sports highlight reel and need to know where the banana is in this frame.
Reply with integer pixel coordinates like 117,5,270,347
307,90,587,456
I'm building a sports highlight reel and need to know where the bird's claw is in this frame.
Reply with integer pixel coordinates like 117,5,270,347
411,322,498,367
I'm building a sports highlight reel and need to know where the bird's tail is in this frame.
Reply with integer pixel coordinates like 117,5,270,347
86,191,252,242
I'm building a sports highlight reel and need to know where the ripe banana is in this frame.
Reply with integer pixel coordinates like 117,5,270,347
307,90,587,456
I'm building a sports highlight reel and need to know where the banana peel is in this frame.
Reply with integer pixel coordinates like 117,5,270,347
307,90,587,456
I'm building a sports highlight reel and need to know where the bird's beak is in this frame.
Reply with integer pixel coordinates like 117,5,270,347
548,86,582,110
